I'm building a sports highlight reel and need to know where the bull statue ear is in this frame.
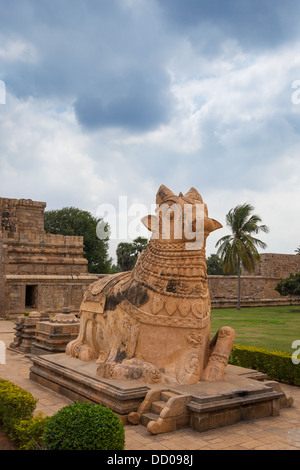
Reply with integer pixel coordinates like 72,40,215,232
205,218,223,233
184,187,203,202
156,185,175,204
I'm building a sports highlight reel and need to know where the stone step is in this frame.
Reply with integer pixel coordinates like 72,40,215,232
151,400,166,414
140,412,159,427
161,390,178,402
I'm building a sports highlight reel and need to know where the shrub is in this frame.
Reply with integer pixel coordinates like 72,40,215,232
275,272,300,296
14,412,50,450
229,345,300,385
43,401,125,450
0,379,37,438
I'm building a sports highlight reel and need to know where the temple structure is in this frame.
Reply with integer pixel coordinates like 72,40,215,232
0,197,99,318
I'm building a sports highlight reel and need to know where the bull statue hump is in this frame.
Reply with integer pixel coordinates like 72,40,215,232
66,186,235,385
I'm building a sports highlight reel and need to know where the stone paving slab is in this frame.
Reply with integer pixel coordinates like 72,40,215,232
0,320,300,450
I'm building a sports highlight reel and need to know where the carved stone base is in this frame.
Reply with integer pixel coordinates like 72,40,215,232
29,353,292,432
29,353,148,422
31,319,80,355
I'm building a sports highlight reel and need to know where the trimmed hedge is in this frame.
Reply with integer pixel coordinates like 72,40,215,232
0,379,37,438
43,401,125,450
229,345,300,385
0,380,125,450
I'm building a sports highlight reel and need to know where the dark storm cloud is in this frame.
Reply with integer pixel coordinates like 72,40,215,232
157,0,300,52
74,68,174,131
0,0,175,131
2,0,300,132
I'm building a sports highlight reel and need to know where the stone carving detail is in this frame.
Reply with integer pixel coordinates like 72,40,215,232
66,185,235,385
151,295,164,314
178,299,190,317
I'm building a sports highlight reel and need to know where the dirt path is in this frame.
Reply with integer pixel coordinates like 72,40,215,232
0,426,18,450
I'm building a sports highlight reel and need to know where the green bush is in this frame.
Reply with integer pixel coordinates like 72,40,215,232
229,345,300,385
14,412,50,450
0,379,37,438
275,272,300,296
43,401,125,450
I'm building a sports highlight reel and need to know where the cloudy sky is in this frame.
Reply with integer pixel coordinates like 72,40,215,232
1,0,300,261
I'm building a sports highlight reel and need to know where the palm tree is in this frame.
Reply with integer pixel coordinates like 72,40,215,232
295,246,300,255
216,203,269,310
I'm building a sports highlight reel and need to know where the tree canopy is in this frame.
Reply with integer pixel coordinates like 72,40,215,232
206,254,225,275
44,207,111,274
116,236,148,271
276,273,300,296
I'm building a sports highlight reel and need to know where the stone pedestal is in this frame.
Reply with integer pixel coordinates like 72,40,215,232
31,309,79,355
29,353,292,431
30,353,149,423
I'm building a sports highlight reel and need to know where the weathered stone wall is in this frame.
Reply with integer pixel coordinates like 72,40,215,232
209,253,300,308
4,274,100,316
250,253,300,278
2,232,88,275
0,240,4,316
0,198,46,234
0,197,97,318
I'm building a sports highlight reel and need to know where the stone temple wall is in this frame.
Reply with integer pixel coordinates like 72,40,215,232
250,253,300,278
0,197,99,318
209,253,300,308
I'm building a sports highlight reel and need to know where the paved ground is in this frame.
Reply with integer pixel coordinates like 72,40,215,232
1,320,300,451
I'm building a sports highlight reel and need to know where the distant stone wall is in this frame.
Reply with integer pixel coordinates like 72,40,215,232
250,253,300,278
209,253,300,308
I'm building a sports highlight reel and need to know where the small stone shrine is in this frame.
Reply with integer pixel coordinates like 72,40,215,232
31,308,80,356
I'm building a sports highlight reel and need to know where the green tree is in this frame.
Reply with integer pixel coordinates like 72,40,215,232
116,236,148,271
110,264,122,274
44,207,111,274
295,246,300,255
216,203,269,310
206,254,225,275
275,273,300,296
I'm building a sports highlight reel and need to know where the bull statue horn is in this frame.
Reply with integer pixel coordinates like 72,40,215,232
156,185,175,204
185,187,203,203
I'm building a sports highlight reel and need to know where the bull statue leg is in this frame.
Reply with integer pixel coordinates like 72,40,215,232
202,326,235,381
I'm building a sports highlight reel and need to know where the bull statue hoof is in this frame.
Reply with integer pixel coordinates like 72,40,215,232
66,185,235,385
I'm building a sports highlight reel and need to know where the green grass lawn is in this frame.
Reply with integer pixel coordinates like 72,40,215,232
211,305,300,354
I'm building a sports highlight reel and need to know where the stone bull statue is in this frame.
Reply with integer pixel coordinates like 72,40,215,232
66,185,235,385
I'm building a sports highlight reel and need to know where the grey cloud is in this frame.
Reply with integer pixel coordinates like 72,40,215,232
74,69,175,131
157,0,300,53
1,0,175,131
